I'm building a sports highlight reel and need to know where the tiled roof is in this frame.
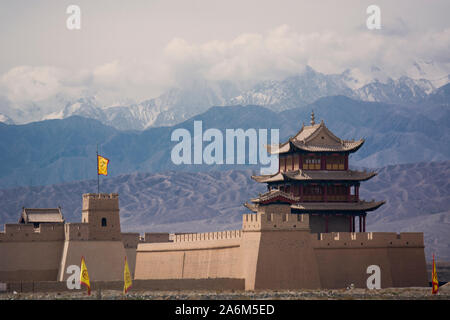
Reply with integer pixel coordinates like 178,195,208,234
266,121,364,154
252,169,376,183
250,189,298,204
245,199,385,213
21,208,64,223
290,139,364,152
243,202,258,212
290,201,385,212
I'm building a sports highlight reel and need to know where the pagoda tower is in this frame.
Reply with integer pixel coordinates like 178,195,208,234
246,111,385,233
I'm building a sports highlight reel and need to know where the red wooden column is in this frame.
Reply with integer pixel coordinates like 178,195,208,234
325,215,329,233
355,185,359,201
323,184,327,202
321,154,326,170
352,216,356,232
359,215,362,232
347,185,351,202
299,184,303,202
349,215,352,232
363,214,366,232
299,154,303,170
345,154,349,170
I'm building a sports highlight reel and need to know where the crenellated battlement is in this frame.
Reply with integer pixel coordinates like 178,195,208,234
82,193,119,211
242,212,309,231
64,223,89,241
121,232,141,248
173,230,242,242
83,193,119,200
0,223,65,242
311,232,424,248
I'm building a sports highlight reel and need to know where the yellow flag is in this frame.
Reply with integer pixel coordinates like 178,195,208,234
97,155,109,176
80,256,91,295
124,257,132,294
432,254,439,294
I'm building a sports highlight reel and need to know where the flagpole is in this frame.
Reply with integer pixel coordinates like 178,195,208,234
97,144,99,194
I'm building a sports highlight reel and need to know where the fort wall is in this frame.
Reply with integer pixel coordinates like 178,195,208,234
145,232,171,243
309,214,350,233
133,216,428,290
0,224,65,281
0,241,64,281
241,212,321,290
242,212,309,231
134,230,242,280
122,232,141,278
0,192,429,290
58,240,127,282
311,232,428,288
81,193,122,241
0,223,65,242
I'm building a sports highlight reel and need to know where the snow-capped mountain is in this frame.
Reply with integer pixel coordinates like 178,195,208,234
406,60,450,88
43,96,104,121
354,77,436,104
229,66,442,111
0,113,14,124
42,80,241,130
229,66,355,111
2,63,448,130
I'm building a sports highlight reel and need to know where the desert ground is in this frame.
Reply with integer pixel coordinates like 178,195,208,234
1,285,449,300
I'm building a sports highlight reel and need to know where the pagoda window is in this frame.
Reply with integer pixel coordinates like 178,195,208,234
303,185,323,201
285,185,291,194
279,156,286,172
303,155,321,170
293,185,300,196
293,154,299,170
326,155,345,170
327,185,347,202
286,155,293,171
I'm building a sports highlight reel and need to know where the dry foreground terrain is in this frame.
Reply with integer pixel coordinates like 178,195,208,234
1,286,449,300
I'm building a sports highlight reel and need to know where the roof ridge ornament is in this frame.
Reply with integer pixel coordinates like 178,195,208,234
310,110,315,125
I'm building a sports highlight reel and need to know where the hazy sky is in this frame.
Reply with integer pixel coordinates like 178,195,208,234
0,0,449,105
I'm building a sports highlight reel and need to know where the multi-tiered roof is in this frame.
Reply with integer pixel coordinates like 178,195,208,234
267,112,364,155
245,112,384,232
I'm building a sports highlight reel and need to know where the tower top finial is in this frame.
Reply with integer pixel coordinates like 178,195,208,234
310,110,315,125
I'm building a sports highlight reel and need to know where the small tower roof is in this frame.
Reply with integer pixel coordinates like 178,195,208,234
19,208,64,224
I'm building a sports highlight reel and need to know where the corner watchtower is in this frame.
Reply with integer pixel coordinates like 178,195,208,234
81,193,122,241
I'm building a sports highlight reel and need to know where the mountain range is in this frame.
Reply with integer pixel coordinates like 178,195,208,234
0,91,449,188
0,161,447,261
1,65,448,130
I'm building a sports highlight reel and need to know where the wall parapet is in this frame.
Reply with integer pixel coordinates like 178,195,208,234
242,213,309,231
312,232,424,248
64,223,89,241
174,230,242,242
0,223,65,242
83,193,119,200
122,232,141,248
82,193,119,211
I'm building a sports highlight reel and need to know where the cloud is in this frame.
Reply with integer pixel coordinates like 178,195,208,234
0,66,65,102
162,25,450,84
0,24,449,111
